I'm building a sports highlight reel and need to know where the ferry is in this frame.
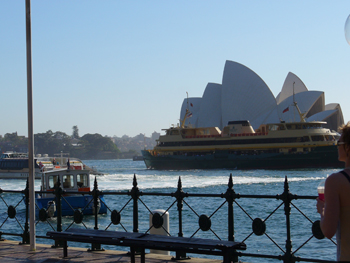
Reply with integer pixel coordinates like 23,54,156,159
141,102,343,170
0,152,85,179
36,168,107,217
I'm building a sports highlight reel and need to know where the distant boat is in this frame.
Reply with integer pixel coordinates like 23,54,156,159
35,168,107,217
0,152,86,179
141,102,342,170
133,155,144,161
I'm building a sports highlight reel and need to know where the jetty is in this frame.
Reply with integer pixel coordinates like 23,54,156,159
0,240,222,262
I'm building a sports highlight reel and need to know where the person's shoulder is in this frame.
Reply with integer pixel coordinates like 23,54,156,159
326,170,348,187
327,171,344,180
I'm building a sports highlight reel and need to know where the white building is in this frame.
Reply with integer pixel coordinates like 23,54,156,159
180,61,343,132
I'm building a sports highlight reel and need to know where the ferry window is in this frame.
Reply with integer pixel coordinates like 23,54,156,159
268,124,285,131
77,174,88,188
303,136,310,142
170,130,179,135
48,175,59,189
63,174,74,188
311,135,325,141
268,125,278,131
325,135,335,141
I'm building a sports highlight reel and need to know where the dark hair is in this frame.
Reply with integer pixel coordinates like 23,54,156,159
339,121,350,145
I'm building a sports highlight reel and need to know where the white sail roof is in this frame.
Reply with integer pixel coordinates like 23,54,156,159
196,83,222,128
276,72,308,105
221,61,277,128
179,60,344,131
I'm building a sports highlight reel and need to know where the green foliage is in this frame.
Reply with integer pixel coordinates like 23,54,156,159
72,125,79,139
79,133,120,159
1,132,28,152
34,130,71,156
1,128,120,160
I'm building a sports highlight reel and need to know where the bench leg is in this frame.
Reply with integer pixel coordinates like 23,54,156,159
63,240,68,257
140,248,145,263
130,247,145,263
130,247,135,263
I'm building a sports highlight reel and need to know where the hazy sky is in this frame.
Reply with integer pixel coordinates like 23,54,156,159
1,1,350,138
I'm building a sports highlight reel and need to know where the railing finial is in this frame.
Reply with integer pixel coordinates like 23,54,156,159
178,176,182,190
133,173,138,187
228,173,233,189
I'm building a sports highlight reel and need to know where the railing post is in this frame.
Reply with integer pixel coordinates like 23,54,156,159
173,176,188,260
223,173,239,262
21,178,30,244
90,176,103,251
131,174,140,233
53,177,63,247
277,176,296,263
93,177,99,229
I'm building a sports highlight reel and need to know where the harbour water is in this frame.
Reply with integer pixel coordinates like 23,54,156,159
0,159,339,262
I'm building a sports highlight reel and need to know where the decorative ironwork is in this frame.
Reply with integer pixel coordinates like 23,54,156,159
38,208,48,222
73,210,83,224
152,213,163,229
312,220,325,240
0,173,338,263
111,210,121,225
7,205,16,219
198,214,211,231
252,218,266,236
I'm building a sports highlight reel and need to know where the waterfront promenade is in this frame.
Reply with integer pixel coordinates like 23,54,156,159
0,240,222,263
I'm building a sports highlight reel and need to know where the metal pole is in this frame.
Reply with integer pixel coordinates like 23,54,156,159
25,0,36,250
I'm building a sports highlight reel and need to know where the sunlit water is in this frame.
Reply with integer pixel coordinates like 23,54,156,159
0,159,340,262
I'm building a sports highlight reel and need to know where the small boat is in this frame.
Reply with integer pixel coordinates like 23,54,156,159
0,152,86,179
141,101,343,170
35,168,107,217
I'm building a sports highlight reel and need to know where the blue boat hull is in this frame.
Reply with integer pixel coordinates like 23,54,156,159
36,195,107,217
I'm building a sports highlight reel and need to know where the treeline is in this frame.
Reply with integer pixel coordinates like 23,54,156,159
0,127,136,160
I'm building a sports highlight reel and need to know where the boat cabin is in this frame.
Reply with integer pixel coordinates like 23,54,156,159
222,120,255,136
40,169,91,198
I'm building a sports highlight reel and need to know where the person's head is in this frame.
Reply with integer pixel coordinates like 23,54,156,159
338,122,350,161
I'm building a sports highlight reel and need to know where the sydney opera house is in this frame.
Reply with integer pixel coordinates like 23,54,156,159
180,60,344,132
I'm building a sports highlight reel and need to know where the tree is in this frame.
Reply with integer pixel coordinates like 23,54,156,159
79,133,120,158
72,125,79,139
2,132,28,152
34,130,71,156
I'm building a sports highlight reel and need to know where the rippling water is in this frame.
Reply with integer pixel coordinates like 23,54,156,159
0,159,339,262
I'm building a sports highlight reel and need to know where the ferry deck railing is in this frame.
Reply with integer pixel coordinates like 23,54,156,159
0,173,336,263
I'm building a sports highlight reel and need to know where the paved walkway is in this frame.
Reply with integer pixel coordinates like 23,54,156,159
0,240,223,263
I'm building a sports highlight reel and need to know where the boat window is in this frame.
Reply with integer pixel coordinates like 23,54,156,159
77,174,88,188
268,124,284,131
311,135,325,142
170,130,179,135
303,136,310,142
48,175,59,189
63,174,74,188
325,135,335,141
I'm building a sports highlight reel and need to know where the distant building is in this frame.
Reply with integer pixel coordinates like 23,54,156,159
113,133,160,153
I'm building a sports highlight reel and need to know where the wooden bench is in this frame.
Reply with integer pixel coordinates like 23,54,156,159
46,228,246,263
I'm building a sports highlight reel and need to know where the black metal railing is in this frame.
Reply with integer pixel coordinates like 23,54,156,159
0,174,337,263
